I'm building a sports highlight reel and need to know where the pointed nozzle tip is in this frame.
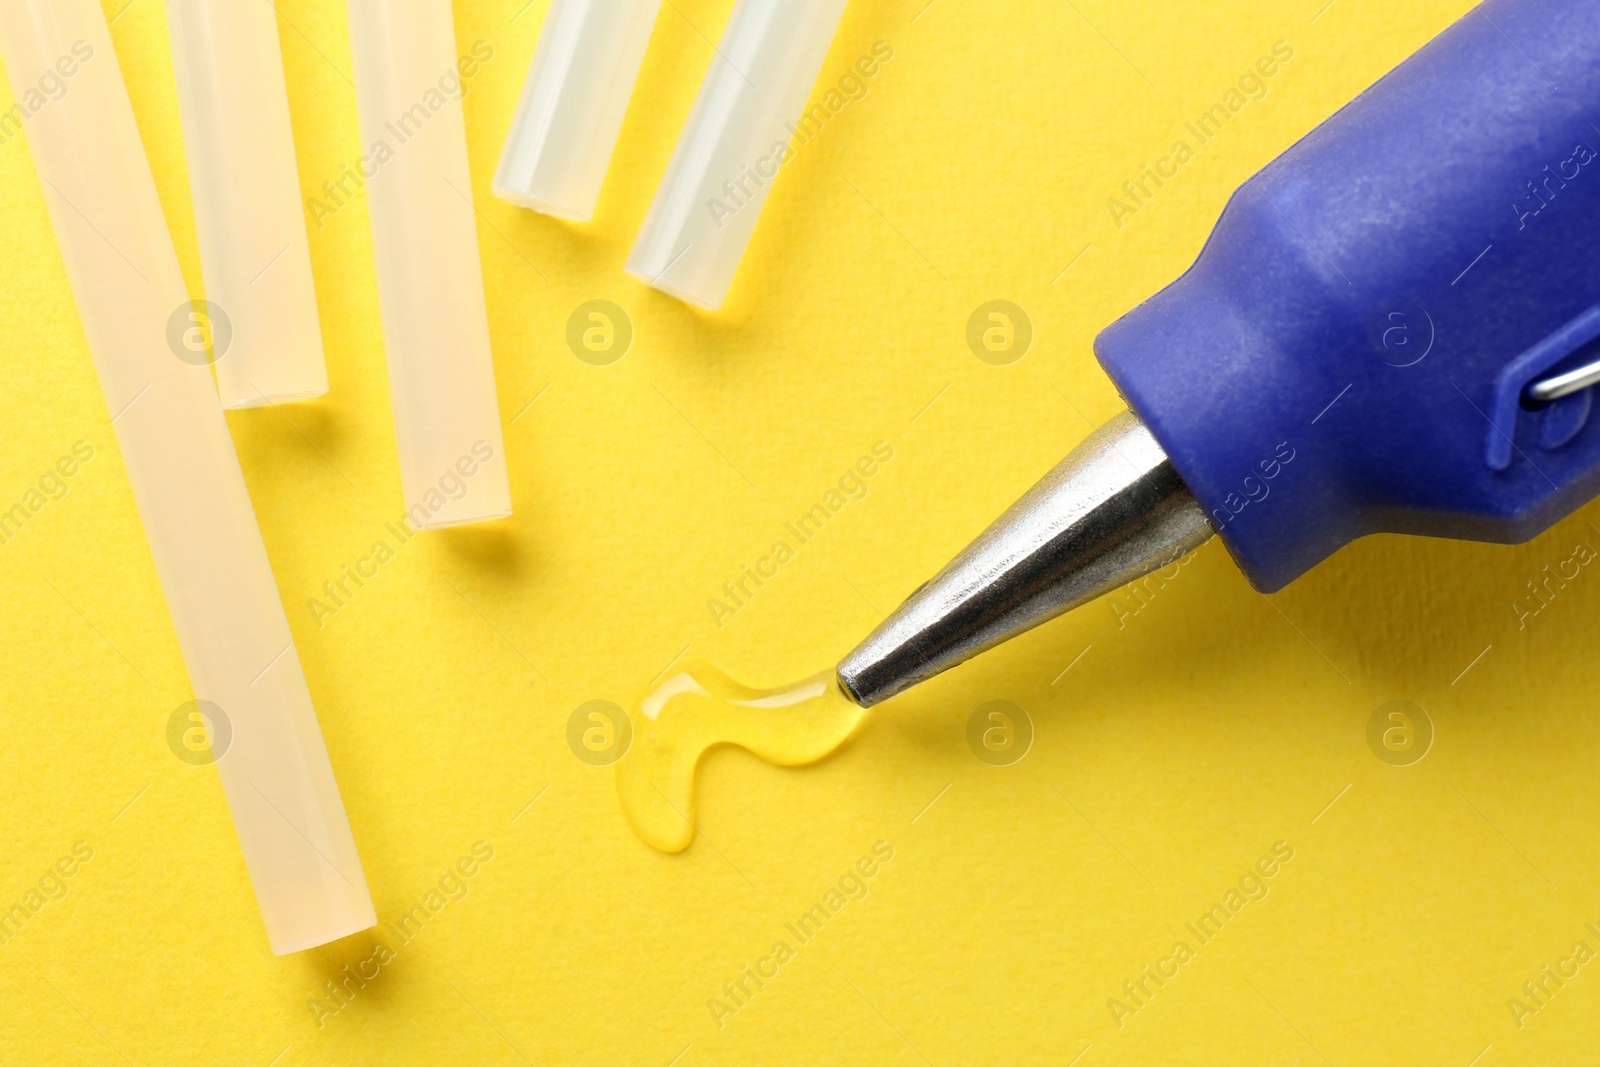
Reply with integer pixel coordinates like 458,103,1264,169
835,410,1212,707
835,666,870,708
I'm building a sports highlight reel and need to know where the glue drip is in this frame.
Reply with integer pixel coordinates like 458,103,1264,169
615,662,866,852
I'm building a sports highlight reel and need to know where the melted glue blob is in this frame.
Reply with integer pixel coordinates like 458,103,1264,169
616,662,866,852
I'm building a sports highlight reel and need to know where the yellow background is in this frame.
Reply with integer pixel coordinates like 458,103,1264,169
2,0,1596,1063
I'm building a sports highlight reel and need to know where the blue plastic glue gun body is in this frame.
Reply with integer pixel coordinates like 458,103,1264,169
1098,0,1600,592
837,0,1600,708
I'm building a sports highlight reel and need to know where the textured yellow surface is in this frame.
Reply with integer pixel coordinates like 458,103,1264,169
2,0,1598,1063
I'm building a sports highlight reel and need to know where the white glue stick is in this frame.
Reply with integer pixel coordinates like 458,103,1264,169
626,0,849,310
0,0,375,954
493,0,664,221
347,0,512,528
165,0,329,408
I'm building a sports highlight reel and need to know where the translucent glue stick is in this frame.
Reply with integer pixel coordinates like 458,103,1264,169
165,0,328,408
626,0,849,310
493,0,663,221
346,0,512,527
0,0,375,953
